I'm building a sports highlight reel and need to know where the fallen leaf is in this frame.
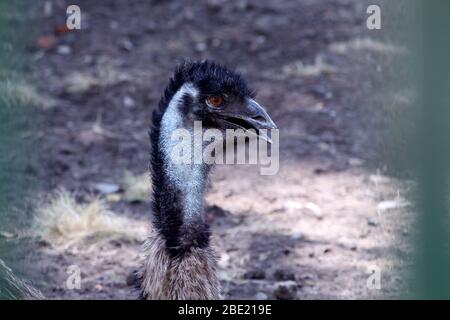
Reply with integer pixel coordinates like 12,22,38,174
37,35,56,50
54,24,71,36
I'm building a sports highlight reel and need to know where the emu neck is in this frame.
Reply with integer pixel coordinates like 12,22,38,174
154,83,211,254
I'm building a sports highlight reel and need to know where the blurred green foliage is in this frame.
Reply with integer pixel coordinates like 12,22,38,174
384,0,450,299
0,0,40,299
414,0,450,299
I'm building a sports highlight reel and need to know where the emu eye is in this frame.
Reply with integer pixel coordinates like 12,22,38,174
207,95,223,108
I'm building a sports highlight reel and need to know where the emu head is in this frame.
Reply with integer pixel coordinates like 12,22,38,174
171,61,277,142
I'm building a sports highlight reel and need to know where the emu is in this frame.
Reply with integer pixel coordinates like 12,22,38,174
0,60,276,300
137,60,277,300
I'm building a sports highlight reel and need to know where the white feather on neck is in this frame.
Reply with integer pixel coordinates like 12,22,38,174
159,83,208,222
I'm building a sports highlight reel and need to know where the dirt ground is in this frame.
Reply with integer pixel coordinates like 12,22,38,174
19,0,411,299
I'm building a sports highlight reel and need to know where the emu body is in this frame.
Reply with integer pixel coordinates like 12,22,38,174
0,259,43,300
138,60,276,300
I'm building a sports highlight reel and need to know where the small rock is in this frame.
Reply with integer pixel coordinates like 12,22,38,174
243,269,266,280
195,42,207,52
273,281,297,300
123,96,135,108
119,39,134,51
109,20,119,30
273,269,296,281
109,239,122,247
298,274,316,287
304,202,323,219
309,85,333,100
318,142,331,152
338,237,358,251
224,190,234,198
284,200,303,210
348,157,364,166
183,9,194,21
284,200,323,219
44,1,53,16
302,279,316,287
255,292,269,300
36,238,51,247
211,38,221,48
145,21,157,33
57,45,72,55
0,231,15,239
377,199,410,213
218,252,230,268
94,284,104,292
94,183,120,195
367,219,378,227
290,232,304,241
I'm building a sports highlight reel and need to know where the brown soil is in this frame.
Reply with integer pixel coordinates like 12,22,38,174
21,0,410,299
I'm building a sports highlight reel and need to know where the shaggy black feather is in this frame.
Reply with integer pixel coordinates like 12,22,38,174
149,60,252,258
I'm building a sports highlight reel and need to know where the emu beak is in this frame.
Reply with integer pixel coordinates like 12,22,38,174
220,98,278,143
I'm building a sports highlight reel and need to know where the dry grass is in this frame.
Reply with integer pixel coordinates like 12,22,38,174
0,79,56,109
62,72,99,94
283,56,336,78
63,61,130,94
330,37,406,55
122,171,152,203
32,189,147,250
